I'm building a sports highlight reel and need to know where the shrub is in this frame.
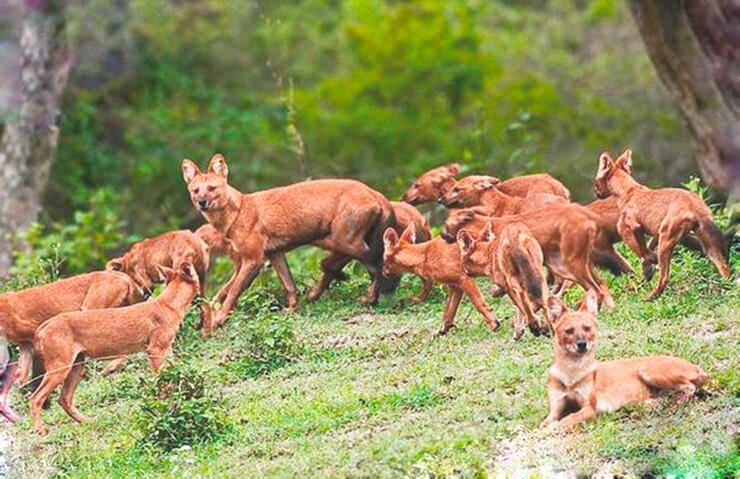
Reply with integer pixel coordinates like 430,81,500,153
136,362,232,452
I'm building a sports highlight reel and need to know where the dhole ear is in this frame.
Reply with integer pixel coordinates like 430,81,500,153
157,265,177,283
596,151,613,180
474,177,501,191
480,222,495,242
456,229,475,254
181,159,201,184
399,223,417,244
106,258,124,272
579,290,600,317
179,262,196,281
447,163,460,176
207,153,229,178
616,148,632,174
547,296,567,323
383,228,399,249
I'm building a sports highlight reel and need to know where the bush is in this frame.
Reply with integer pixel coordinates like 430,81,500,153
136,362,232,452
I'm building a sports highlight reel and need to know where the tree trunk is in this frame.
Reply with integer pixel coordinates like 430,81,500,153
0,0,69,274
628,0,739,198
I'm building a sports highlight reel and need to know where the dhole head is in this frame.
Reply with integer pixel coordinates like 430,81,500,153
382,224,416,276
441,209,477,242
456,223,495,275
439,175,500,208
402,163,460,205
547,290,599,356
106,256,154,297
157,262,200,287
181,153,230,213
593,149,632,199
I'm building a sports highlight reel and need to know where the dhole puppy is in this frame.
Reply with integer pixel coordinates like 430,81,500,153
307,200,433,303
29,263,200,434
542,290,710,429
457,223,550,339
106,229,211,331
383,223,499,335
441,205,614,310
182,154,395,327
594,149,730,300
0,271,142,423
439,174,570,208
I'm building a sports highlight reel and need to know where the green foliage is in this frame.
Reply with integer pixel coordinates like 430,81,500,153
136,361,232,453
12,188,130,277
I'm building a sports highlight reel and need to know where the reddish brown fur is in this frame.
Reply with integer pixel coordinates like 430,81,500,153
584,197,636,277
442,205,614,310
307,200,433,303
182,154,395,327
29,263,200,434
458,223,550,339
542,292,709,428
440,174,570,208
383,224,499,335
594,149,730,300
0,271,142,423
402,163,460,205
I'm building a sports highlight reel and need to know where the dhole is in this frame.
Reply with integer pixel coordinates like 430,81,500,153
439,174,570,208
457,223,550,339
0,271,143,423
402,163,460,205
441,205,614,310
594,149,730,300
106,229,211,331
182,154,395,327
307,200,433,303
542,290,710,429
29,263,200,434
383,224,499,335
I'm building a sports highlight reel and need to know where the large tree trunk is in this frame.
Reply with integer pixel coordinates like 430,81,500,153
628,0,739,198
0,0,69,274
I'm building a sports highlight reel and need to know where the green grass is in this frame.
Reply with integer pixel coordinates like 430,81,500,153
4,244,739,478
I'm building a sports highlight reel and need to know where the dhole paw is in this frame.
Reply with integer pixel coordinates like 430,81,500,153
437,324,454,336
644,290,662,302
0,405,18,424
358,295,378,305
490,320,501,333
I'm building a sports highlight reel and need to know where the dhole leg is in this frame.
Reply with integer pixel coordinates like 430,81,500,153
541,395,567,428
409,277,434,304
268,252,299,311
459,277,500,332
101,357,125,375
15,345,33,387
213,259,263,327
0,364,19,423
558,405,597,428
618,214,656,281
29,359,71,434
646,221,689,301
439,286,463,335
58,362,86,423
147,345,173,375
306,253,352,303
358,261,382,305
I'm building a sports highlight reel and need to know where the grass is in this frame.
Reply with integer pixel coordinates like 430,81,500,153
3,243,739,478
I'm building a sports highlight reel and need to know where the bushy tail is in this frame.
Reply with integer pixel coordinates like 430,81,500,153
696,218,728,261
511,248,544,304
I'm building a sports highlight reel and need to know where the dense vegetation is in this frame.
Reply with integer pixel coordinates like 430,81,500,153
38,0,694,254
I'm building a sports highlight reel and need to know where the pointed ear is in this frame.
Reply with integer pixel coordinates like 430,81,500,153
179,262,196,281
616,148,632,174
399,222,417,244
480,222,495,242
474,177,501,191
207,153,229,178
156,265,176,283
456,229,475,255
106,258,124,272
579,290,600,316
383,228,399,250
447,163,460,176
181,159,201,184
596,151,613,180
547,296,567,323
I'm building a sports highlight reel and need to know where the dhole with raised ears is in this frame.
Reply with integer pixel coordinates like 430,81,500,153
457,223,550,339
438,174,570,209
383,224,499,335
307,200,433,303
402,163,460,205
106,229,211,331
541,290,710,429
181,154,395,327
594,149,730,300
0,271,143,424
29,262,200,434
441,205,614,310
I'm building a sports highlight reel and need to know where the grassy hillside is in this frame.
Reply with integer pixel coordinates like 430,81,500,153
4,241,739,478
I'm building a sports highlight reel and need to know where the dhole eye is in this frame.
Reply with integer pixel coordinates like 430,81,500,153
583,326,591,332
565,327,575,335
207,185,216,192
193,187,200,194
